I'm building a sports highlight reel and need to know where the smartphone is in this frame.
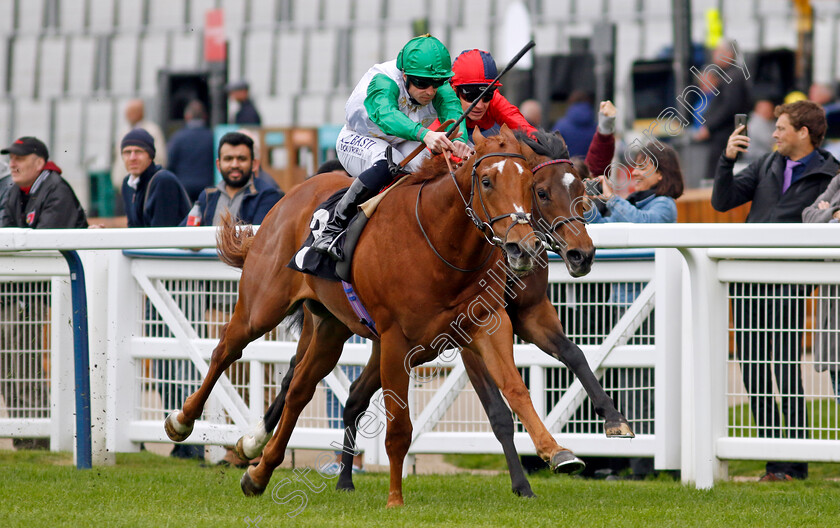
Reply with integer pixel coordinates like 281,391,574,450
584,179,602,196
734,113,748,136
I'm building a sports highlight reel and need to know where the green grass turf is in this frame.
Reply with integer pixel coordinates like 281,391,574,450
2,450,840,527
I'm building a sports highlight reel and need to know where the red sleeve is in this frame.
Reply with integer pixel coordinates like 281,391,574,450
486,93,538,136
585,131,615,176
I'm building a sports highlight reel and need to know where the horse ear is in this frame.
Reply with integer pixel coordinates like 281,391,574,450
472,127,485,146
499,123,512,137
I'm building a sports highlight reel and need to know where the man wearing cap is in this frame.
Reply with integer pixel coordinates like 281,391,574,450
112,99,168,191
1,136,87,228
311,34,472,260
450,49,536,139
227,80,262,126
120,128,190,228
0,136,87,451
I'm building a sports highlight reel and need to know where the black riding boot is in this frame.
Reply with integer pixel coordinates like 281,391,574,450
311,177,378,261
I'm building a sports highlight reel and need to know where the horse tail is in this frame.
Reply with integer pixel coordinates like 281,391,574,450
282,302,305,335
216,212,255,269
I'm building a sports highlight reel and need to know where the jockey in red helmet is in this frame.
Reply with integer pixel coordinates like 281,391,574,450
450,49,537,140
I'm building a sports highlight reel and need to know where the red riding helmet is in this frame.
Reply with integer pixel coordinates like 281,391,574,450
451,49,503,87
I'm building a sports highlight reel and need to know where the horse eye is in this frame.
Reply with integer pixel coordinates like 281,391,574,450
482,178,491,188
537,189,548,200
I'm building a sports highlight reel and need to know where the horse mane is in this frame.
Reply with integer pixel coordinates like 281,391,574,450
514,129,570,160
404,154,450,184
404,133,510,185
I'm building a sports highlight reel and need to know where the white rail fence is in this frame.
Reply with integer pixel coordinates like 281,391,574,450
1,225,839,489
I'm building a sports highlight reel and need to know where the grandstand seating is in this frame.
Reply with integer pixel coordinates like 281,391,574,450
67,36,98,97
10,36,38,97
139,34,169,97
13,99,51,144
39,36,67,99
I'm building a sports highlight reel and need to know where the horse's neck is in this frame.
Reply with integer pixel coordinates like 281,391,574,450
418,168,489,263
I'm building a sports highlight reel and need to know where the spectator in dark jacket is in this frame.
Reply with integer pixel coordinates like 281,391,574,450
226,80,262,126
1,136,87,451
693,39,752,180
120,128,191,227
182,132,281,226
712,100,839,482
551,91,597,158
167,100,215,202
1,136,87,228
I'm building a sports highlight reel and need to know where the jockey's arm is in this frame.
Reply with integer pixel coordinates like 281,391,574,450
364,74,431,142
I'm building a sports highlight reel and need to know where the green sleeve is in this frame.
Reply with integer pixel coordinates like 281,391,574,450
433,84,469,144
363,74,427,141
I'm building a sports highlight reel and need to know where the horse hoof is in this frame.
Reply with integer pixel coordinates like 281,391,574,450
336,478,355,492
512,486,536,498
605,420,635,439
550,450,585,475
240,468,266,497
164,412,194,442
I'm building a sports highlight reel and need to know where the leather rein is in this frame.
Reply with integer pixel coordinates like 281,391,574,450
415,151,533,273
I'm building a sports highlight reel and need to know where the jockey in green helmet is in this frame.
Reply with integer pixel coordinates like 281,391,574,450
311,34,472,261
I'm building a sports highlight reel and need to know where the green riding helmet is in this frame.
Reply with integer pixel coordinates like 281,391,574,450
396,34,454,79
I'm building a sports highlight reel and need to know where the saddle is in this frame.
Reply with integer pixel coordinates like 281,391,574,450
287,174,409,283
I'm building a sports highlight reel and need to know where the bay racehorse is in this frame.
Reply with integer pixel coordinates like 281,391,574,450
233,130,634,498
165,126,585,507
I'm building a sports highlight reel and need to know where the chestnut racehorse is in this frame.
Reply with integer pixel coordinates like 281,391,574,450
234,131,634,498
165,126,585,507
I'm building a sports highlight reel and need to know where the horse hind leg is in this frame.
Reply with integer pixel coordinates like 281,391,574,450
336,343,383,492
461,348,535,498
242,314,352,496
237,306,314,460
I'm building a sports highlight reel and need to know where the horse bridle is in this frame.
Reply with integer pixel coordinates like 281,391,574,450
415,151,534,272
529,158,588,252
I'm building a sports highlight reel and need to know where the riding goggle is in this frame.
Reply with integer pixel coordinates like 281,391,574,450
458,85,496,103
407,75,448,89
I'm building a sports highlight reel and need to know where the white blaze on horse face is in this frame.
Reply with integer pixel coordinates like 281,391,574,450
562,172,576,190
488,160,507,174
514,204,525,213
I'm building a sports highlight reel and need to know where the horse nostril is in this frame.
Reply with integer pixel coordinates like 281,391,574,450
566,249,584,264
504,242,523,260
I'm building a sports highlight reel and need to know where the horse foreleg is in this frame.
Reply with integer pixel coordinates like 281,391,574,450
472,320,584,475
512,299,633,438
461,347,535,497
242,315,351,496
336,342,383,492
379,333,412,508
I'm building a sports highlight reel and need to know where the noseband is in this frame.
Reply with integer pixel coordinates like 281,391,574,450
530,158,587,252
415,151,534,272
